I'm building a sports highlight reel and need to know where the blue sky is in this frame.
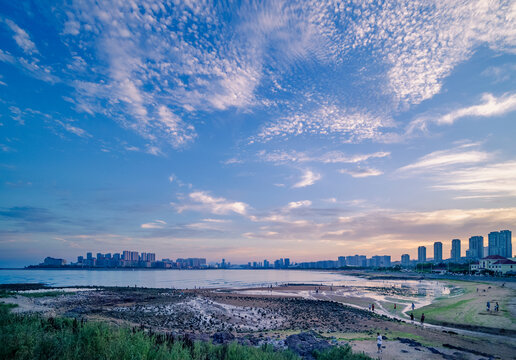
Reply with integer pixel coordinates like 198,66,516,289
1,1,516,267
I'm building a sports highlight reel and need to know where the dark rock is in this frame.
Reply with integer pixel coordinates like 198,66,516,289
212,331,235,344
397,337,423,347
237,337,251,346
184,333,210,343
428,347,440,354
285,331,331,360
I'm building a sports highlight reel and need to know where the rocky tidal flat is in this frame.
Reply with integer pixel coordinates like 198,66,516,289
2,284,516,359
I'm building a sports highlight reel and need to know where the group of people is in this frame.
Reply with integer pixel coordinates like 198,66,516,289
486,301,499,312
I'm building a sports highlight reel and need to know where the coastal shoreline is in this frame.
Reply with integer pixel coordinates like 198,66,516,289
2,278,516,359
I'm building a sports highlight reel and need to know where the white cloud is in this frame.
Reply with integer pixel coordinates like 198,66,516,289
398,143,516,198
5,0,516,150
409,93,516,134
482,63,516,83
157,106,197,148
388,207,516,226
438,93,516,125
177,191,249,216
398,144,490,173
254,105,387,143
141,220,166,229
56,120,91,138
258,149,390,164
339,167,383,178
308,1,516,106
60,0,266,147
435,161,516,198
146,146,163,156
287,200,312,209
292,169,321,188
168,174,176,183
223,158,243,165
4,19,38,54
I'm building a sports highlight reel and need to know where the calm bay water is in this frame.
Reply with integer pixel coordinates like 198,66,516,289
0,269,452,306
0,269,355,289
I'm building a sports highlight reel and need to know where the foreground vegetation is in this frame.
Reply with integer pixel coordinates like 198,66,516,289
0,304,370,360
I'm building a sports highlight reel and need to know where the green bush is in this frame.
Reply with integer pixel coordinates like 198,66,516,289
314,345,370,360
0,304,370,360
18,291,71,298
0,290,15,298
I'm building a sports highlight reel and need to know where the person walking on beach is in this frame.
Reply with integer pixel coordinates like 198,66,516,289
495,302,499,312
371,303,375,312
487,301,490,311
394,303,397,310
376,333,383,353
368,304,371,311
420,313,425,325
410,313,414,321
411,302,415,311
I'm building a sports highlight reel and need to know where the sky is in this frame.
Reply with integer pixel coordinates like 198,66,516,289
1,0,516,267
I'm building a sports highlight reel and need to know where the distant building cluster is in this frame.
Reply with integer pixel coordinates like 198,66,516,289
405,229,512,264
298,255,391,269
37,251,207,269
32,229,513,273
251,255,392,269
246,258,288,269
402,229,513,273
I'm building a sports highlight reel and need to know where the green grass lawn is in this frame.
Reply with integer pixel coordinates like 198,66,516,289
411,281,516,330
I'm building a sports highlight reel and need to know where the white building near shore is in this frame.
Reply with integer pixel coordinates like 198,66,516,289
470,255,516,275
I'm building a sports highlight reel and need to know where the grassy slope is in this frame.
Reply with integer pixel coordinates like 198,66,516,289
411,281,516,331
0,304,371,360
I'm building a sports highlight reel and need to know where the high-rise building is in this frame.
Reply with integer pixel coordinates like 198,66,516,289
87,252,93,260
433,242,443,263
380,255,391,267
337,256,346,267
140,253,156,262
401,254,410,267
500,230,512,258
489,230,512,258
468,236,484,259
418,246,426,263
451,239,461,261
488,231,499,256
263,260,269,268
122,250,139,262
284,258,290,268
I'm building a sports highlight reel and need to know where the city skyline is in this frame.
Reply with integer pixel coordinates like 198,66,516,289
27,228,512,268
1,1,516,267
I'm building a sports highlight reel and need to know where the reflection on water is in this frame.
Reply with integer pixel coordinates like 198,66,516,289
0,269,455,309
0,269,361,289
